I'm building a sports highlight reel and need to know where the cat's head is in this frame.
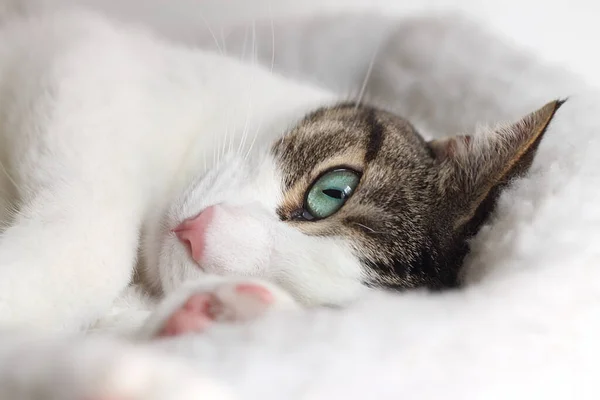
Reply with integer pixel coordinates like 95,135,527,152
145,100,562,305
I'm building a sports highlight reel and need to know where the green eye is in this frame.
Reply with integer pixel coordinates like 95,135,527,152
304,168,361,220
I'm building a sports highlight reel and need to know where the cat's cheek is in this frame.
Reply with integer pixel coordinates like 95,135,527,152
155,235,207,294
194,207,273,277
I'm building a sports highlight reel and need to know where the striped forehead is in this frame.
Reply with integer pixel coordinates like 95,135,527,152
272,103,388,190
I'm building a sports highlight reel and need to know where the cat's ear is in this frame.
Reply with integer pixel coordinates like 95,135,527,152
429,99,564,233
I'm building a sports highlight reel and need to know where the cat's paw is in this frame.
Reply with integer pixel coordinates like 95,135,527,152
1,338,232,400
156,283,274,337
141,278,299,339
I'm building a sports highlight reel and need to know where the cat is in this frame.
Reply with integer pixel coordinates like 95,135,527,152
0,7,563,399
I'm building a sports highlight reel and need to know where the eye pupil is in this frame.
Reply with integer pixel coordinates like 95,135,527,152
322,188,345,199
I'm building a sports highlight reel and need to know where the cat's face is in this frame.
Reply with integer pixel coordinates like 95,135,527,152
146,101,562,306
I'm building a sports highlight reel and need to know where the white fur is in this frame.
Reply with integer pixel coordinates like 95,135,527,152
148,150,366,305
0,333,233,399
0,7,372,336
0,0,599,398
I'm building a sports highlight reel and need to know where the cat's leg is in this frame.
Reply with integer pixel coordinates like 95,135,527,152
0,169,143,331
0,13,159,332
0,331,232,400
138,276,300,339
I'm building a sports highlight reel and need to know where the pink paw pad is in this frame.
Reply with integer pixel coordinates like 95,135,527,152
156,293,217,338
235,283,274,303
155,283,275,338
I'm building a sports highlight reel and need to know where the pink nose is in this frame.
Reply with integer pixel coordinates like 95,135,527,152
173,206,215,262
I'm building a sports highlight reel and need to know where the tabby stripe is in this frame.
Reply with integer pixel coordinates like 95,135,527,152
364,109,384,163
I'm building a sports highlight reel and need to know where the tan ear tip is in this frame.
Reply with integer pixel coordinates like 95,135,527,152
541,98,566,115
542,97,569,117
534,97,568,125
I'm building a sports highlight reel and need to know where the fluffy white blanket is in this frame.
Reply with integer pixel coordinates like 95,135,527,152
9,0,600,398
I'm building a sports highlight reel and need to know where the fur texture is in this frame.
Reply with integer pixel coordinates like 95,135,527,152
0,9,343,332
0,0,598,398
0,2,549,335
147,6,600,400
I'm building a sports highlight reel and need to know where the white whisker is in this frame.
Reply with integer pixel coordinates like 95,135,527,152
156,19,232,202
352,222,385,235
240,26,249,62
244,18,263,161
212,134,218,167
0,160,18,191
198,14,223,56
354,42,381,110
253,19,257,65
219,115,229,162
220,26,228,56
237,120,249,155
244,117,262,161
219,132,224,162
268,3,275,74
238,20,257,156
224,118,231,157
227,108,234,154
0,201,19,230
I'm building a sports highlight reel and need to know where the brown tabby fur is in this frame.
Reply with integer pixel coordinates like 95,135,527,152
273,100,563,290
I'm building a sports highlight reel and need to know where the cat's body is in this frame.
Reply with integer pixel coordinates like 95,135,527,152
0,10,338,333
0,5,563,399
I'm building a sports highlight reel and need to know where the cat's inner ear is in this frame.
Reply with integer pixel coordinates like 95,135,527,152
430,99,564,232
